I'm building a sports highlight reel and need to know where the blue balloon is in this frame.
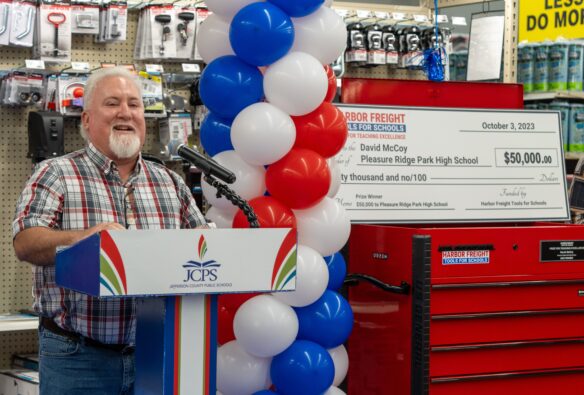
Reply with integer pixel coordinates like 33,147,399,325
294,290,353,349
200,113,234,157
324,252,347,290
199,55,264,119
267,0,324,17
271,340,334,395
253,391,278,395
230,3,294,66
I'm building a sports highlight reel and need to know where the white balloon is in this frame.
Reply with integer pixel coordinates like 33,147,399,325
264,52,328,116
205,0,263,21
217,341,272,395
291,7,347,65
202,150,266,210
324,0,333,6
294,198,351,256
232,103,296,166
196,13,234,64
328,345,349,386
273,244,328,307
323,387,346,395
234,295,299,357
206,206,237,228
327,157,342,197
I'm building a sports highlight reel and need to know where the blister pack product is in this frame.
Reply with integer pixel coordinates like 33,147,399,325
57,73,88,116
107,0,127,41
37,0,72,63
345,22,366,64
71,0,100,34
139,71,165,115
366,24,385,66
150,5,176,59
0,0,12,46
175,7,196,60
158,113,192,159
9,0,36,47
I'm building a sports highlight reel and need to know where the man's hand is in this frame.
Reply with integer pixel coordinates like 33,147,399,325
14,223,126,266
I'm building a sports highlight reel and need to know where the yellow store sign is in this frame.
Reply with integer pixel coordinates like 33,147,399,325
519,0,584,42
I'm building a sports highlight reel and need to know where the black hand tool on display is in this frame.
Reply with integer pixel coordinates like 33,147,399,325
48,12,66,57
177,12,194,46
154,14,171,55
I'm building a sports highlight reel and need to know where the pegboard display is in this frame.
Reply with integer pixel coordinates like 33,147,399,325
0,10,189,368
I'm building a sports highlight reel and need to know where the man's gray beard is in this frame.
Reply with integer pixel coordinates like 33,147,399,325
109,131,141,159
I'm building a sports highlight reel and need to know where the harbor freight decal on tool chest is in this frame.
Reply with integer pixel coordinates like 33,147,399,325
442,250,490,265
541,240,584,262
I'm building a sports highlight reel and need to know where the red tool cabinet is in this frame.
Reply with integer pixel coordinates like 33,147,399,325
347,223,584,395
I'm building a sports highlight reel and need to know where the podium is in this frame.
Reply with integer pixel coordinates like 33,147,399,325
56,228,297,395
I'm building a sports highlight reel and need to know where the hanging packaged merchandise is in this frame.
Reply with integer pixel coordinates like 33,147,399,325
192,6,209,62
36,0,72,63
568,42,584,92
398,25,423,69
71,0,99,35
97,0,127,42
382,25,399,66
139,71,165,116
158,113,193,160
1,71,44,107
9,0,36,48
365,23,385,66
43,74,58,111
454,51,467,81
0,0,12,46
150,6,176,59
345,22,367,64
175,8,196,60
56,73,88,116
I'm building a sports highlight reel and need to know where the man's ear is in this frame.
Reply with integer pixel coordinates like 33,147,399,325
81,111,89,133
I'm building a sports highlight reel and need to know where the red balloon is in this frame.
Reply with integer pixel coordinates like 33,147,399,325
217,293,258,345
324,65,337,102
292,102,348,159
233,196,297,228
266,148,331,210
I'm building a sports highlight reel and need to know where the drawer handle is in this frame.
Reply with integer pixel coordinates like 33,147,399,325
344,273,410,295
579,290,584,297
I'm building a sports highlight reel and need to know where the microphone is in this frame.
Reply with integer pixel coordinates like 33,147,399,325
177,144,236,184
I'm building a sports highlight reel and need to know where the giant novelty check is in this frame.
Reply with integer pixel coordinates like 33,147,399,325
335,104,570,223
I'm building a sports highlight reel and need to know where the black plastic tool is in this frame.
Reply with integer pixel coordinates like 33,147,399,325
177,12,194,46
154,14,171,55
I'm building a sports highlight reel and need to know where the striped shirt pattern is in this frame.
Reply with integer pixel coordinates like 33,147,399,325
13,143,206,344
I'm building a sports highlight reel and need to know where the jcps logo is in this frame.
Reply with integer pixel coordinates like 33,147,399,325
182,235,221,282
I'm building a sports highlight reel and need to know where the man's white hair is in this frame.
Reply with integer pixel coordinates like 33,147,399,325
79,67,143,139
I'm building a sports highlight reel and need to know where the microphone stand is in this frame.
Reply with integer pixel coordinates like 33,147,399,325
203,174,260,229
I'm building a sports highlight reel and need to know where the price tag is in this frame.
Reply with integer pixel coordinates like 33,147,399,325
334,8,349,17
182,63,201,73
71,62,90,72
452,16,467,26
374,11,389,19
436,14,449,23
145,64,164,74
392,12,407,21
414,14,429,23
356,9,371,18
334,105,569,223
25,60,45,70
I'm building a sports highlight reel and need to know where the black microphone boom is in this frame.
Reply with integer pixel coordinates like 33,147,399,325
177,144,236,184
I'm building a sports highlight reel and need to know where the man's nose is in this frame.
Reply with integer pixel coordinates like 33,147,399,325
117,102,132,118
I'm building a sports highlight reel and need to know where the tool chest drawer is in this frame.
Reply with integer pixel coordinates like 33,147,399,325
431,281,584,315
430,339,584,377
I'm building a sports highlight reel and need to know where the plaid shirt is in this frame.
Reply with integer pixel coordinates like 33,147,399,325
13,143,206,345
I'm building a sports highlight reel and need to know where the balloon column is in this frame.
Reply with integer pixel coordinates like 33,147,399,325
197,1,351,394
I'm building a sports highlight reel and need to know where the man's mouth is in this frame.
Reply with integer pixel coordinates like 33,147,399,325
112,125,135,133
